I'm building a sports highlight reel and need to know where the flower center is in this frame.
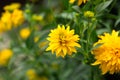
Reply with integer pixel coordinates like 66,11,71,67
59,34,67,46
114,48,120,57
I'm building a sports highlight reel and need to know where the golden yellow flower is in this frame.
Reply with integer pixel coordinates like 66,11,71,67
11,9,25,27
69,0,87,6
20,28,31,39
84,11,94,18
92,30,120,74
4,3,21,11
1,11,12,31
46,25,81,57
0,49,13,66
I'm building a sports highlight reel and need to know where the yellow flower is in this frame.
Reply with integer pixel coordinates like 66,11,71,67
0,49,13,66
46,25,81,57
20,28,31,39
1,11,12,31
39,41,48,48
92,30,120,74
84,11,94,18
78,0,87,6
0,21,6,33
26,69,37,80
34,36,39,43
69,0,76,4
32,14,43,21
4,3,21,11
69,0,87,6
11,9,25,27
26,69,48,80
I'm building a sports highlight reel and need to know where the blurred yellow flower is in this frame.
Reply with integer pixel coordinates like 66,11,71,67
20,28,31,39
84,11,94,18
4,3,21,11
26,69,37,80
26,69,48,80
0,49,13,66
69,0,76,4
11,9,25,27
69,0,87,6
32,14,43,21
0,21,6,33
39,41,48,48
34,36,40,43
46,25,81,57
92,30,120,74
1,11,12,31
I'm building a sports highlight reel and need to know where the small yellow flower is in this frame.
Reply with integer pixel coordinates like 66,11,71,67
1,11,12,31
34,36,39,43
26,69,48,80
39,41,48,48
0,49,13,66
32,14,43,21
11,9,25,27
69,0,76,4
78,0,87,6
46,25,81,57
26,69,37,80
92,30,120,74
20,28,31,39
69,0,87,6
0,21,6,33
4,3,21,11
84,11,94,18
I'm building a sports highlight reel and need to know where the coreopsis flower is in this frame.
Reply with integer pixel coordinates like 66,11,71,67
69,0,87,6
20,28,31,39
92,30,120,74
11,9,25,27
0,49,13,66
46,25,81,57
84,11,94,18
4,3,21,11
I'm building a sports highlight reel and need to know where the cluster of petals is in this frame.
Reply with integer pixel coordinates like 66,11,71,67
92,30,120,74
46,25,81,57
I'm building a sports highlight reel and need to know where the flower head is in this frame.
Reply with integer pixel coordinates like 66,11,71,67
46,25,81,57
0,49,13,66
69,0,87,6
92,30,120,74
32,14,43,21
84,11,94,18
1,11,12,31
26,69,48,80
4,3,21,11
20,28,31,39
11,9,25,27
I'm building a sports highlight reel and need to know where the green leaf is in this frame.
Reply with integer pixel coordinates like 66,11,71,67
90,43,103,51
115,17,120,27
95,0,113,13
